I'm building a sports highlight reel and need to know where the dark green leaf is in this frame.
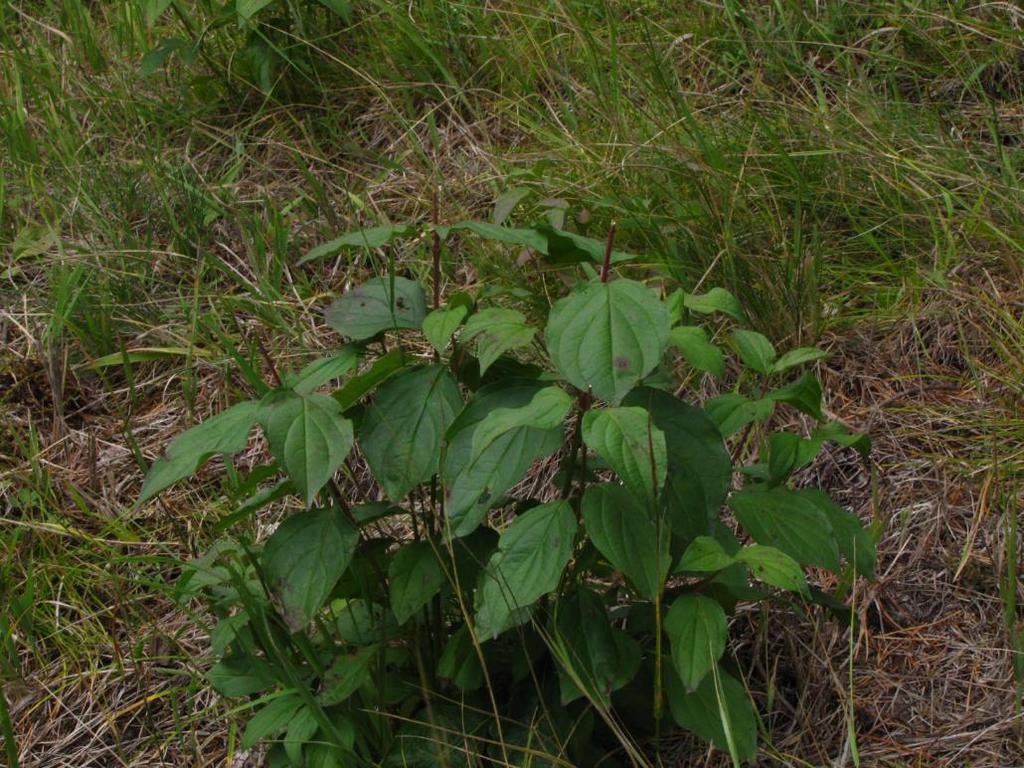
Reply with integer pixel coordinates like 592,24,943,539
422,305,468,354
138,400,259,505
324,277,426,341
546,279,670,404
665,594,727,691
705,393,774,436
388,542,445,624
318,645,377,705
259,391,354,506
471,386,570,452
138,37,185,77
287,348,358,395
359,365,463,500
474,501,577,640
242,693,302,749
731,330,776,375
440,220,548,252
771,347,827,373
444,381,564,536
284,705,319,765
765,370,823,421
333,348,406,410
492,188,531,225
624,388,732,542
300,224,417,263
670,325,725,379
316,0,351,20
683,288,744,321
436,625,482,691
141,0,173,26
459,308,537,375
554,588,641,705
582,406,667,507
535,224,636,265
798,489,875,578
735,545,808,593
208,654,276,697
262,507,359,631
728,486,840,572
766,431,802,484
581,484,669,600
676,536,734,573
665,665,758,763
237,0,276,20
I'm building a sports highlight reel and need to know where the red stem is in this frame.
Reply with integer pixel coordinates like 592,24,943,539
599,221,617,283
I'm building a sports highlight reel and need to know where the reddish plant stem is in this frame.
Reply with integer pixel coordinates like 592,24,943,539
599,220,618,283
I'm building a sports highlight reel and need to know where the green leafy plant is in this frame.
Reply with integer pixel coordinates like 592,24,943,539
139,220,874,766
138,0,352,92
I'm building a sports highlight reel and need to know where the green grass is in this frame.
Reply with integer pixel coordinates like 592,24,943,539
2,1,1023,765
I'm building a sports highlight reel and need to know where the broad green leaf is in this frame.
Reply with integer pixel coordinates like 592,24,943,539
624,388,732,542
765,370,824,421
812,420,871,458
798,489,875,578
283,705,319,765
260,391,354,506
242,694,303,751
441,220,547,252
728,486,840,572
474,501,577,640
677,536,735,573
536,224,636,265
437,625,483,691
670,326,725,379
546,279,670,404
359,365,463,500
665,665,758,763
471,386,571,454
444,381,564,536
138,400,259,505
766,431,802,483
388,542,444,624
262,507,359,631
208,654,275,697
735,545,808,593
141,0,173,26
459,308,537,375
771,346,827,373
581,484,669,600
683,287,744,321
333,348,406,410
324,277,426,340
300,224,417,263
582,407,667,506
138,38,184,77
492,188,531,225
422,305,468,353
705,393,774,436
287,347,358,394
554,588,641,705
731,330,776,374
237,0,275,20
318,645,377,705
665,594,727,691
316,0,351,20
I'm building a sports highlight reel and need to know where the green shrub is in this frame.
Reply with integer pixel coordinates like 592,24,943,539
140,221,873,766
